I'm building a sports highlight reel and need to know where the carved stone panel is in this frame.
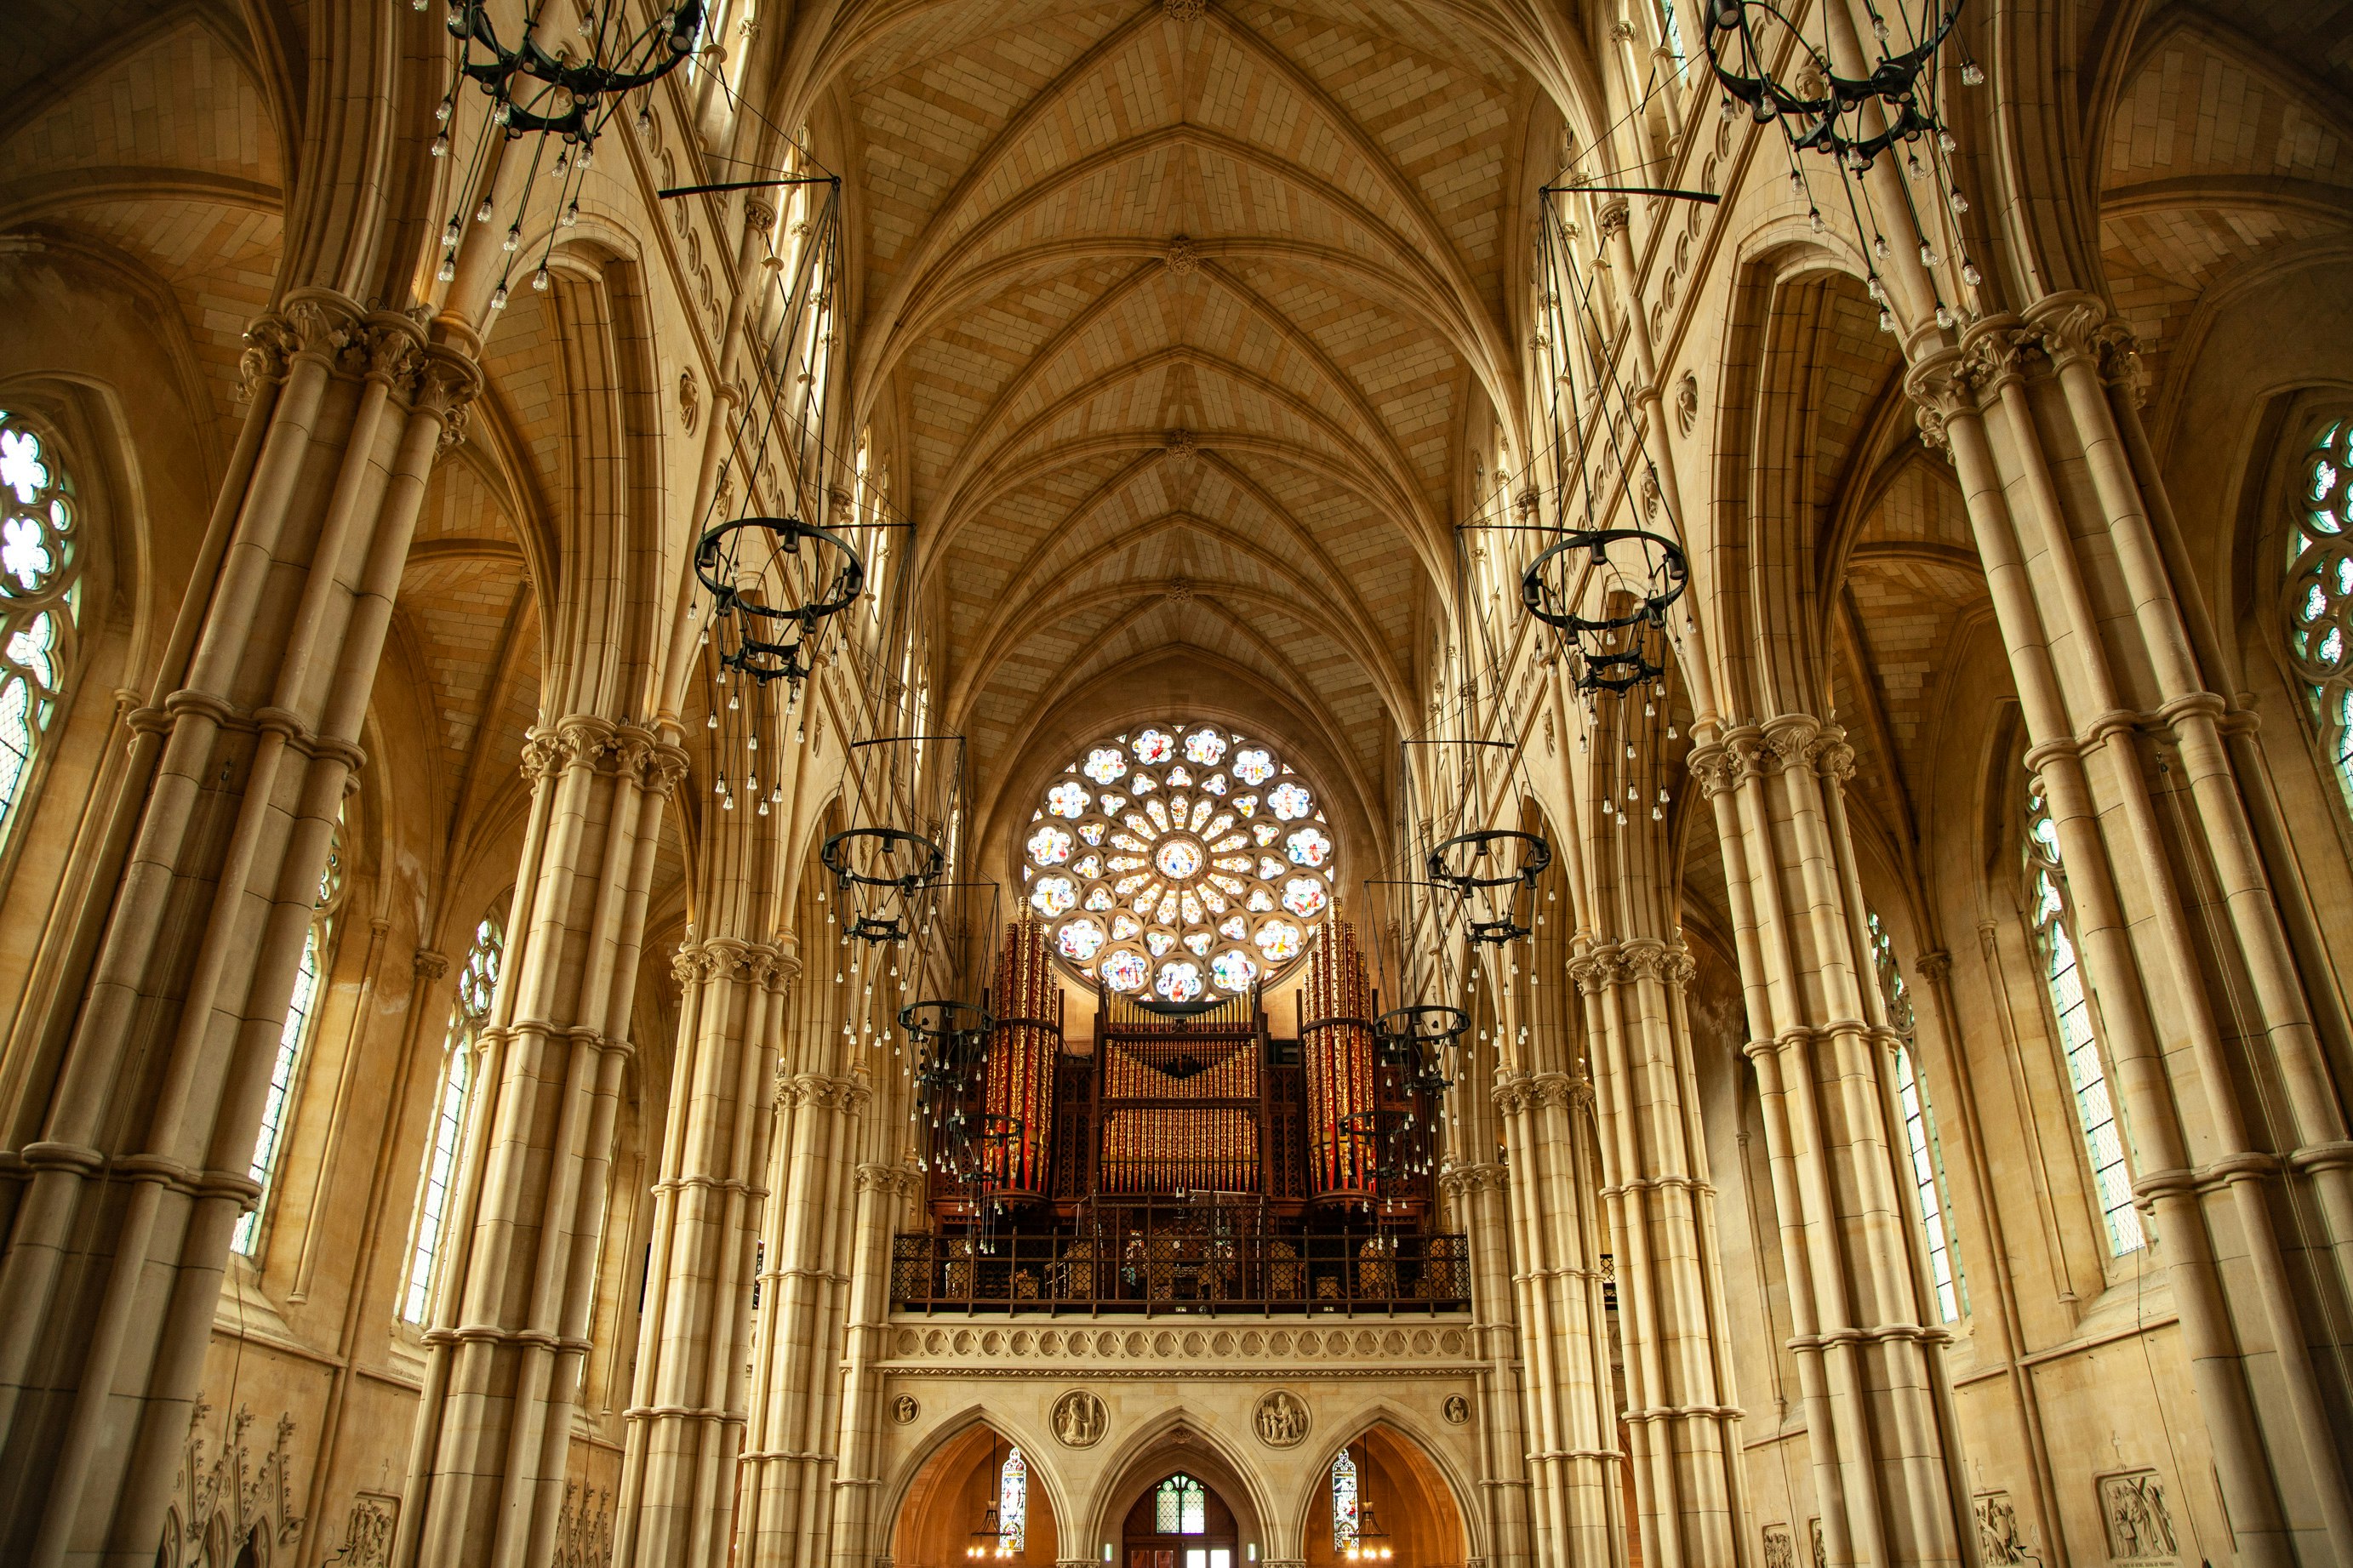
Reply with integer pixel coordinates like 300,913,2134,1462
1253,1388,1310,1447
1761,1524,1794,1568
1052,1389,1106,1447
339,1492,399,1568
2098,1469,2179,1564
1973,1490,2036,1565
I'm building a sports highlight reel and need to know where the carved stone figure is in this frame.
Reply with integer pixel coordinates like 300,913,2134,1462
2099,1471,2178,1562
893,1394,921,1425
1761,1525,1794,1568
1254,1389,1309,1447
1053,1390,1106,1447
1973,1491,2038,1565
1442,1394,1471,1425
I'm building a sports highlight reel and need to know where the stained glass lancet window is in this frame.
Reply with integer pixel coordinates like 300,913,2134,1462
1154,1474,1206,1535
234,824,343,1256
1026,723,1335,1001
2286,420,2353,807
1868,909,1963,1322
998,1446,1026,1554
401,913,505,1321
1332,1446,1361,1553
2025,788,2145,1256
0,413,82,847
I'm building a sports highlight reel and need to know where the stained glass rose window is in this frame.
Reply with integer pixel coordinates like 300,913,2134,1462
1025,722,1335,995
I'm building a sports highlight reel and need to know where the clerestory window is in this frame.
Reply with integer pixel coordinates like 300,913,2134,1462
234,823,344,1256
0,414,83,851
1867,909,1964,1321
400,912,505,1322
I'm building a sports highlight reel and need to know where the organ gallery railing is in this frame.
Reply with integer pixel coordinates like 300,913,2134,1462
888,1206,1470,1314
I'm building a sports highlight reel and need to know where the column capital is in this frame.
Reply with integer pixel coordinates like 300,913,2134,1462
414,949,451,983
1596,196,1631,240
1439,1160,1509,1197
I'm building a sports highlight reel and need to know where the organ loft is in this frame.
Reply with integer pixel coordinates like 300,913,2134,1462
2,1,2351,1566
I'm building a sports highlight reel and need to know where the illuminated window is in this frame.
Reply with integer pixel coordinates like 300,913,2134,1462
1155,1474,1206,1535
1025,723,1334,1002
400,913,505,1322
1866,910,1964,1321
234,831,343,1256
1332,1447,1360,1553
2025,790,2144,1255
0,414,82,847
999,1446,1026,1554
2287,420,2353,808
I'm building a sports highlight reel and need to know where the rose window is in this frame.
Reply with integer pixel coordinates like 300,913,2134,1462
1025,721,1336,996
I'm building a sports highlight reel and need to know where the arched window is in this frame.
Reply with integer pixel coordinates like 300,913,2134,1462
233,824,344,1256
1868,909,1964,1322
2025,788,2145,1256
2286,419,2353,807
400,912,505,1322
1154,1474,1207,1536
0,413,83,848
998,1446,1026,1554
1331,1446,1360,1553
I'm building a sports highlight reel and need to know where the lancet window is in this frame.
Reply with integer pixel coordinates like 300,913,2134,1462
0,414,82,850
234,823,345,1256
1024,722,1335,1002
998,1446,1026,1554
401,913,505,1322
2286,419,2353,808
1332,1446,1361,1551
2025,788,2145,1256
1870,909,1963,1322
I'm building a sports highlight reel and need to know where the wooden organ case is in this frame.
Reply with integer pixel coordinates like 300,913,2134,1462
903,922,1465,1312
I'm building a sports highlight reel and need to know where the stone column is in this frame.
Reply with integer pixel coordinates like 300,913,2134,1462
1573,938,1746,1568
612,940,792,1568
738,1068,870,1567
1442,1160,1533,1568
828,1160,922,1568
1688,717,1971,1568
1491,1072,1619,1566
1910,305,2353,1566
0,294,476,1568
392,719,685,1568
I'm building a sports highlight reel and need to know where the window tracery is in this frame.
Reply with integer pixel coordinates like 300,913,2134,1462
1024,722,1335,999
401,913,505,1322
1154,1474,1206,1535
2285,419,2353,807
2025,788,2144,1256
0,414,82,847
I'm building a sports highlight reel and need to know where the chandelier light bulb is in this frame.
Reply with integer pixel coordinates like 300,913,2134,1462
1906,153,1925,180
552,149,569,177
474,197,494,224
1789,171,1805,196
489,282,509,310
1962,261,1984,287
1873,234,1891,260
1871,14,1890,39
437,254,456,282
431,132,450,157
705,712,717,729
1934,304,1956,328
577,145,594,168
1879,309,1895,333
1962,60,1985,86
1721,95,1739,121
532,266,550,292
502,225,521,252
1920,242,1942,267
493,100,512,127
435,97,453,123
563,200,580,227
1949,189,1969,214
443,218,462,246
1808,208,1825,233
1939,130,1959,152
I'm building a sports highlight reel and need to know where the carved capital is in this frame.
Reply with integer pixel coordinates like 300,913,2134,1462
407,346,483,454
1686,743,1739,800
1438,1160,1507,1198
1914,949,1952,985
413,949,451,983
1902,344,1987,452
237,314,300,402
1596,197,1630,242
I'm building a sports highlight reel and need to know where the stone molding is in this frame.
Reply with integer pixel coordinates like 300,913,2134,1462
671,936,786,989
520,717,690,795
882,1320,1473,1373
1438,1160,1507,1198
1491,1070,1591,1115
778,1070,871,1112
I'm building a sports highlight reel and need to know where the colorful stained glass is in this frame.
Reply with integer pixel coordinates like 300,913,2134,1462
1059,918,1107,961
1102,950,1150,991
1029,876,1077,917
1032,723,1333,988
1211,949,1259,991
1155,961,1205,1002
1332,1449,1359,1551
0,416,80,851
1001,1449,1027,1553
1156,1475,1207,1535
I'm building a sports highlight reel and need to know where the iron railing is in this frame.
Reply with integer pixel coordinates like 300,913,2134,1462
888,1225,1471,1314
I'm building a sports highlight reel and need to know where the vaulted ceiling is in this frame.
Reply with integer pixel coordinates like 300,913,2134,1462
827,1,1552,822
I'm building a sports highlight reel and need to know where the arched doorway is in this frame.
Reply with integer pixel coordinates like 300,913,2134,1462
893,1424,1061,1567
1123,1472,1240,1568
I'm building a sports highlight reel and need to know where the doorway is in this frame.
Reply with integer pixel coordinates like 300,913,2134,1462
1122,1472,1238,1568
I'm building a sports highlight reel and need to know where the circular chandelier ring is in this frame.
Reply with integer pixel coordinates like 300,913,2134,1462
822,827,945,893
696,516,867,627
1519,529,1689,635
1426,830,1553,893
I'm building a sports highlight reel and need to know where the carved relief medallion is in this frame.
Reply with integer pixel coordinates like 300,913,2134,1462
1253,1389,1309,1447
1052,1390,1106,1447
892,1394,920,1425
1442,1394,1471,1426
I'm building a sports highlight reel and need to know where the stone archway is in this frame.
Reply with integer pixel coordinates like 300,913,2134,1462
1298,1424,1468,1568
891,1423,1063,1568
1119,1470,1243,1568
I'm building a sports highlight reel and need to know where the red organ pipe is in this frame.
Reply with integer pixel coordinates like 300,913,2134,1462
1300,921,1376,1200
983,920,1061,1196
